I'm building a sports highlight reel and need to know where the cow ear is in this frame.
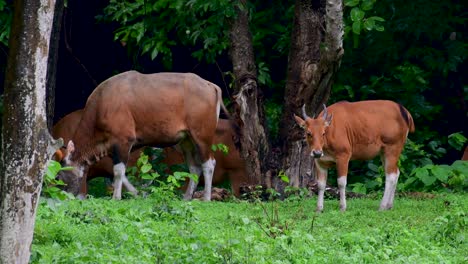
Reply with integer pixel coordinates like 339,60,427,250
325,114,333,127
294,114,306,129
66,140,75,154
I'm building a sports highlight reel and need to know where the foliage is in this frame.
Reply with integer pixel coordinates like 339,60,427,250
31,194,467,263
97,0,236,68
344,0,385,47
0,0,12,47
403,160,467,192
43,160,75,200
126,147,196,198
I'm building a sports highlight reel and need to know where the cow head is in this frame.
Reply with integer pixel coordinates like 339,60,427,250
294,104,333,158
56,140,85,195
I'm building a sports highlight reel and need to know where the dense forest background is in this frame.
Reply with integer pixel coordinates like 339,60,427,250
0,0,466,189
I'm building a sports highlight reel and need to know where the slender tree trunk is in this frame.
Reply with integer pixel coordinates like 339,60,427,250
229,0,270,186
46,0,65,130
0,0,60,263
277,0,344,189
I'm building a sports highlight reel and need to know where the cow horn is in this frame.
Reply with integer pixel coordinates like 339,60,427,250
322,104,328,120
302,105,310,120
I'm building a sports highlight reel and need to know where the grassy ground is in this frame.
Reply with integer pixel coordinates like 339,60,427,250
32,192,467,263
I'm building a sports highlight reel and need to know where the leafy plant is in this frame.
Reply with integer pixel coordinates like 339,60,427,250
404,160,468,192
126,148,197,198
43,160,75,200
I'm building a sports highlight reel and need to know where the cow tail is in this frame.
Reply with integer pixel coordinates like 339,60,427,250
398,104,415,133
213,83,241,150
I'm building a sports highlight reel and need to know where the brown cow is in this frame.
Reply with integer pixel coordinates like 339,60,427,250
53,110,247,197
60,71,231,201
294,100,415,212
166,119,247,197
51,109,139,197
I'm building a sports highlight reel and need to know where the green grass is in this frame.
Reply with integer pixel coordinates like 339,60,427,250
32,193,467,263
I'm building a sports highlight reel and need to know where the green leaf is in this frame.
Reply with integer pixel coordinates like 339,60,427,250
448,132,467,151
150,47,159,60
141,173,154,180
363,19,375,31
368,16,385,22
350,7,365,22
361,0,374,11
352,21,362,35
416,169,436,186
368,162,380,172
432,166,450,183
141,163,152,174
344,0,360,7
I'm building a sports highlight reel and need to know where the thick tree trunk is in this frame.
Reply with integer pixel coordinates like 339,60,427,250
0,0,60,263
229,0,270,185
277,0,344,189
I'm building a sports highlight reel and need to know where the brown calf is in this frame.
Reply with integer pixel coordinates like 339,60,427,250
60,71,230,201
294,100,415,211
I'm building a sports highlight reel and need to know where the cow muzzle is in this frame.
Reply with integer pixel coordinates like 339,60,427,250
311,150,323,158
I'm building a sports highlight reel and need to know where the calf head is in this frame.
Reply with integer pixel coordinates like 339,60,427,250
294,104,333,158
56,140,86,195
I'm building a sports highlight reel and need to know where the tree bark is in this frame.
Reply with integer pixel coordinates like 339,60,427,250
0,0,60,263
229,0,270,185
277,0,344,189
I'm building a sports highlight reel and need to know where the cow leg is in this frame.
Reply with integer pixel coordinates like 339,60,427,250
180,143,203,200
380,148,401,210
335,157,350,212
111,144,138,200
315,160,328,212
201,158,216,201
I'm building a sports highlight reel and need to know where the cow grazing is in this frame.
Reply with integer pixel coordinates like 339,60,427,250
51,109,140,197
53,109,247,198
60,70,231,201
294,100,415,211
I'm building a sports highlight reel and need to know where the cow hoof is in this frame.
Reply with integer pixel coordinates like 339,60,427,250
379,205,392,211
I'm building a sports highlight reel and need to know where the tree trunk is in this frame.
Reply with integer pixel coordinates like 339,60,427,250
277,0,344,189
229,0,270,186
0,0,60,263
46,0,65,130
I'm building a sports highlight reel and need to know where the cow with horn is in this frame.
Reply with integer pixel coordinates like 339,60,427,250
294,100,415,211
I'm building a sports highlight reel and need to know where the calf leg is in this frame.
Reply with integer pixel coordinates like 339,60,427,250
380,150,401,210
336,157,350,211
315,161,328,212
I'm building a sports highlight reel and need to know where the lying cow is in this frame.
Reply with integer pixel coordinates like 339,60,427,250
294,100,415,211
53,110,247,198
59,71,233,201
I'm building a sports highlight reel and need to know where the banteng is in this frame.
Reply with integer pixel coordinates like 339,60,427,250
294,100,415,211
60,71,231,201
53,110,247,198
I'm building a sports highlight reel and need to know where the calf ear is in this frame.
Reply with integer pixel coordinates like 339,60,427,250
52,149,65,162
294,114,306,129
325,114,333,126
